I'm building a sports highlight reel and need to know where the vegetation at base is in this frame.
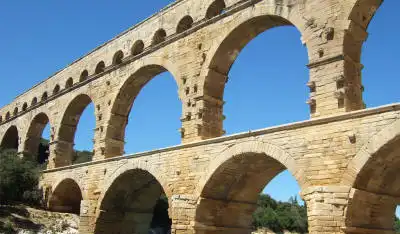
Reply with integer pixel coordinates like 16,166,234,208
395,216,400,233
0,149,42,206
253,194,308,233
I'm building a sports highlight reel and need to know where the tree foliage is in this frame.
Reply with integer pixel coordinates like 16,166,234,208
0,149,42,205
73,150,93,164
395,216,400,233
253,194,308,233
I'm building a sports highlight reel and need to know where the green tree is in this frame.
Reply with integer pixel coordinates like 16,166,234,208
395,216,400,233
73,150,93,164
253,194,308,233
0,148,42,205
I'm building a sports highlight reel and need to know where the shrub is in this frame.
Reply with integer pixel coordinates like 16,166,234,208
395,216,400,233
253,194,308,233
0,148,42,205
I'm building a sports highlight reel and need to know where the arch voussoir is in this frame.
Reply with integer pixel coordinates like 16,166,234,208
342,118,400,186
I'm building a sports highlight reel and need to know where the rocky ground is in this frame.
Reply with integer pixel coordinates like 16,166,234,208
253,229,303,234
0,205,302,234
0,205,79,234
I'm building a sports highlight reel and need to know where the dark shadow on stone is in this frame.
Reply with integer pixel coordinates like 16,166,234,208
11,216,43,231
0,206,30,218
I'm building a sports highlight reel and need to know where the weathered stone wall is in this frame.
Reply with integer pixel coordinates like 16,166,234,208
0,0,393,233
37,104,400,233
0,0,383,153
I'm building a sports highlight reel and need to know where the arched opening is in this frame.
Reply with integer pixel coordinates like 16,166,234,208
5,112,10,120
1,126,19,150
152,29,167,46
95,61,105,74
113,50,124,65
66,77,74,89
31,97,38,106
131,40,144,56
204,15,308,136
22,102,28,111
13,107,18,116
24,113,51,164
56,94,95,167
206,0,226,19
79,70,89,82
41,92,48,102
48,179,82,214
0,116,2,123
105,65,180,157
195,151,306,233
94,169,171,234
357,1,399,108
53,84,60,95
176,15,194,34
345,135,400,233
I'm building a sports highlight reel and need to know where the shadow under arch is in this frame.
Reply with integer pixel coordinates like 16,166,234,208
24,112,51,163
48,178,83,215
104,64,180,158
194,141,305,234
94,168,171,234
1,125,19,150
343,119,400,233
55,93,95,167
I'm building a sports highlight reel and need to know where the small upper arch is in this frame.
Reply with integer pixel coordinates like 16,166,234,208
79,70,89,82
65,77,74,89
41,92,48,102
205,0,226,19
22,103,28,112
5,112,11,120
53,84,60,95
131,40,145,56
152,29,167,46
31,97,38,106
95,61,106,74
112,50,124,65
13,107,18,116
177,15,194,34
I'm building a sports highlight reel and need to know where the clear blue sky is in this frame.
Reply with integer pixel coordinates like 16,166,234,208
0,1,399,215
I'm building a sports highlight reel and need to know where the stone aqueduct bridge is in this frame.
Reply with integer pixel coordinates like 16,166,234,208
0,0,397,233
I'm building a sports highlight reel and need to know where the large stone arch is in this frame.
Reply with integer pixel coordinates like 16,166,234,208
48,177,84,214
341,0,384,65
94,160,171,234
0,125,20,151
338,0,385,114
23,112,52,163
201,3,309,99
342,118,400,233
194,140,305,233
103,59,181,158
342,118,400,185
53,93,97,167
195,2,310,139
